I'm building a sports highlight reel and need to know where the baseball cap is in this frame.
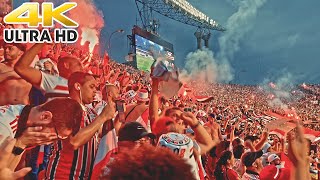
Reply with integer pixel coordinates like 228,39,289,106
242,150,263,167
118,122,155,142
268,154,280,163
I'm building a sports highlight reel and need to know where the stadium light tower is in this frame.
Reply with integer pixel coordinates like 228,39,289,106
107,29,124,50
202,30,211,48
194,31,202,49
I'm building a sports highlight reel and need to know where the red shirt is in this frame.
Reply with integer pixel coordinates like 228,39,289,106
225,168,240,180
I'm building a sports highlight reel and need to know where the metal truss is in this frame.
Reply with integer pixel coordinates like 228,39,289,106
135,0,226,32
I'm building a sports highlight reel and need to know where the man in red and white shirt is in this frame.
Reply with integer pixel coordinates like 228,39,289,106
15,43,83,99
45,72,118,179
14,43,84,177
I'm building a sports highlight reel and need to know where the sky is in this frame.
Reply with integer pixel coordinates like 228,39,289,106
14,0,320,85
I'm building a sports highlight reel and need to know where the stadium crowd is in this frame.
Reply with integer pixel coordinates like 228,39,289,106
0,13,320,180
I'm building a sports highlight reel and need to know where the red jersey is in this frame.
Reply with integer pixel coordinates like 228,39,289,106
224,168,240,180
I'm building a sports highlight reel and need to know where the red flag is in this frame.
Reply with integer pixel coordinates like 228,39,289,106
91,120,118,179
193,95,214,103
304,127,320,143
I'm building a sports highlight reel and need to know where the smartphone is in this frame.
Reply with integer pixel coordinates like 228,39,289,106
116,100,125,113
116,100,125,123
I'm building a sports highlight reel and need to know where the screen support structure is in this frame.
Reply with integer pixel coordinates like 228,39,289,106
135,0,160,35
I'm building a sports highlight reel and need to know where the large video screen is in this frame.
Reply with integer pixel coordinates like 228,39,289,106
135,34,174,72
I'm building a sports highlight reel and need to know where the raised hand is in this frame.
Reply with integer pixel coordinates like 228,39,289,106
287,121,310,180
0,136,31,180
287,121,308,165
180,112,198,127
16,126,57,148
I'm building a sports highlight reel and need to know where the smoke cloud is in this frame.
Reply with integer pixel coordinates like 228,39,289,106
262,72,296,110
268,98,288,110
182,0,268,83
69,0,104,53
180,48,218,83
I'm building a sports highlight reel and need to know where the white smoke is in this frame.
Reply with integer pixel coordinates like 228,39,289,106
268,98,288,110
262,72,297,110
180,48,235,83
273,73,295,99
180,48,218,83
218,0,267,60
182,0,268,83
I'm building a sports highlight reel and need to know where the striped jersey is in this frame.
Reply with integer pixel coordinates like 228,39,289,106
45,106,99,180
40,72,69,98
0,105,24,144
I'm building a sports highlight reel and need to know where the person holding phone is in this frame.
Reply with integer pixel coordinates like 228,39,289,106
44,72,117,180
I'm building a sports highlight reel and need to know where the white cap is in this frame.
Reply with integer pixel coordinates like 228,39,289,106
268,154,280,163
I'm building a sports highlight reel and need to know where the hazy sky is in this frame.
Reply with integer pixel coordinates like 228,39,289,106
14,0,320,85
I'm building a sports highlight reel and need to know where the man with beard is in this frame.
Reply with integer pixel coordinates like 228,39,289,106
0,43,32,105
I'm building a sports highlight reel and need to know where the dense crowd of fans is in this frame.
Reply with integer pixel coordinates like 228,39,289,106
0,12,320,180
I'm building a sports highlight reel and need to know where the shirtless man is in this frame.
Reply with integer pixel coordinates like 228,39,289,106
122,89,150,130
0,43,31,105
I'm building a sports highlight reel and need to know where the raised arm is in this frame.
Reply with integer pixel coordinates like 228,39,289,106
181,112,215,155
149,78,160,129
14,43,44,86
255,131,268,150
69,101,116,149
288,121,310,180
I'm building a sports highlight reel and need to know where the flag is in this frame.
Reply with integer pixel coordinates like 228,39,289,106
194,95,214,103
91,120,118,179
304,127,320,143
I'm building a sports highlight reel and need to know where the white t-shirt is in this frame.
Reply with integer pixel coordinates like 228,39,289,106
40,72,68,96
0,105,25,144
157,132,200,180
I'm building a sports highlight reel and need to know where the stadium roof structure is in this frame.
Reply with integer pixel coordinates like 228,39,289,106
135,0,226,32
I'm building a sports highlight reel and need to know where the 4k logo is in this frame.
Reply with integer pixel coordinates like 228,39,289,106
4,2,78,27
3,2,79,43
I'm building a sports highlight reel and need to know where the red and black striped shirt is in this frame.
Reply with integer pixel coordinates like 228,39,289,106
45,107,99,180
